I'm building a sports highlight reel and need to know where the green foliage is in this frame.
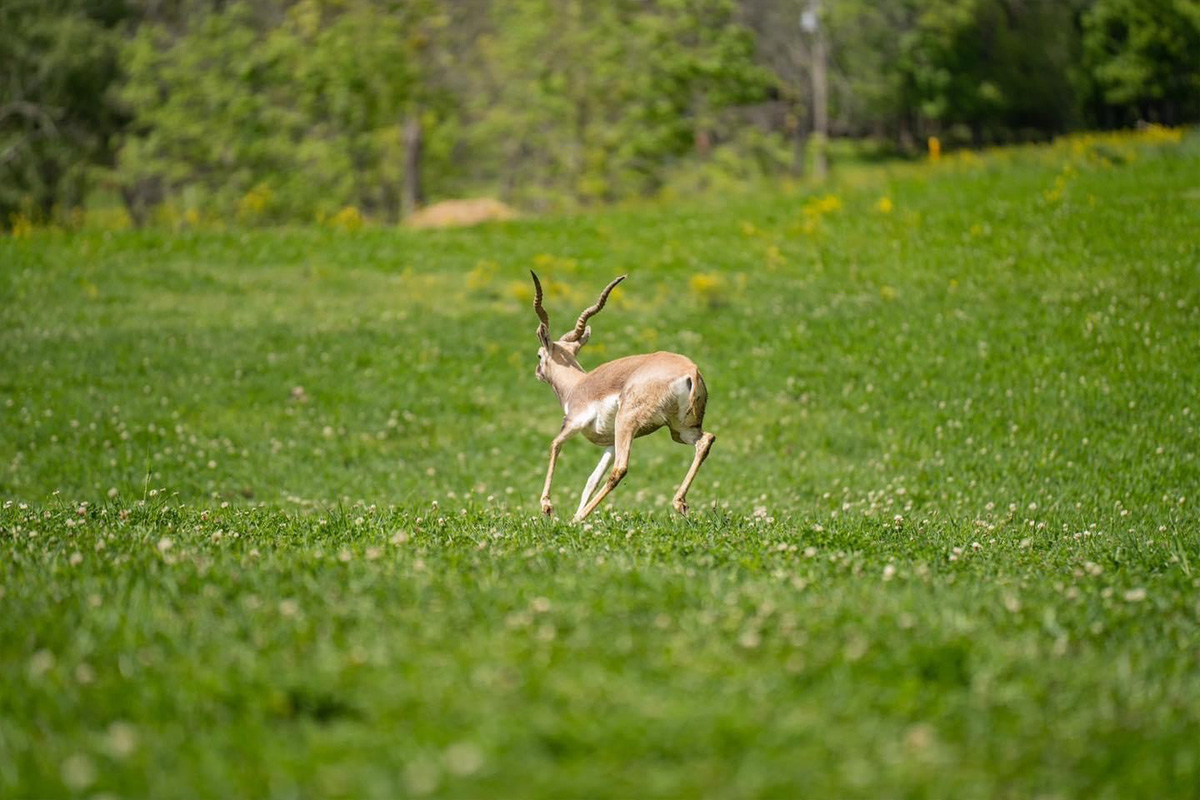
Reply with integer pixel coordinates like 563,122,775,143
2,136,1199,796
658,127,796,198
3,0,1200,226
470,0,771,209
117,0,449,223
1082,0,1200,121
821,0,1088,145
0,0,126,224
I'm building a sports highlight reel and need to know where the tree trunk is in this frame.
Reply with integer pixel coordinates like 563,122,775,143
120,185,146,228
810,2,828,180
402,112,423,219
897,114,914,154
791,107,807,177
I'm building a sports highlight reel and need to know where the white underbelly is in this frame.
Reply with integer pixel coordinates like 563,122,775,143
574,386,686,445
580,394,621,445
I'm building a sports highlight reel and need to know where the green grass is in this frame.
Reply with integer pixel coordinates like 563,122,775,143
2,132,1199,798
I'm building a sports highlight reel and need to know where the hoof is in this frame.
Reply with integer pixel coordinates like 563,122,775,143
672,498,689,516
541,500,554,516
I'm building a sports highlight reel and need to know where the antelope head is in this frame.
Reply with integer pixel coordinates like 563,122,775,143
530,271,625,385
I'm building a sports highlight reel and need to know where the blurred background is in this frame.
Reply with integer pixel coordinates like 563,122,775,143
2,0,1198,231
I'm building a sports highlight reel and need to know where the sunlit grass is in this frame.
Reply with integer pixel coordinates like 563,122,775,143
2,132,1199,798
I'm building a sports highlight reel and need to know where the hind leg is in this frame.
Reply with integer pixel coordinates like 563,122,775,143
671,428,715,516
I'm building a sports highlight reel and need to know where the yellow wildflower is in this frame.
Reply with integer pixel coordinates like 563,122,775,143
8,213,34,238
689,273,726,307
328,206,364,232
237,183,272,220
466,260,498,290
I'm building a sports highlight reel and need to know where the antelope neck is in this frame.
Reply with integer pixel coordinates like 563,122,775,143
547,361,586,412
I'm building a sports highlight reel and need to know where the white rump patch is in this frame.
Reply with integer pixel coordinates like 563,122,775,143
671,375,692,403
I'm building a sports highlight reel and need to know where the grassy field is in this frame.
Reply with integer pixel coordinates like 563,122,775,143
2,130,1199,798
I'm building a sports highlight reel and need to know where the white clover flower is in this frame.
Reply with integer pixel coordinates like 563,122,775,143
60,754,96,791
106,722,138,759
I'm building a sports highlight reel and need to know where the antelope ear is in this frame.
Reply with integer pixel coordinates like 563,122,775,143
537,323,551,349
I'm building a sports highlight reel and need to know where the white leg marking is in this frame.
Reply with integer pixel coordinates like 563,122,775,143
577,447,615,518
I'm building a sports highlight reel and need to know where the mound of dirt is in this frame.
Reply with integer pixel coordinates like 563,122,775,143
406,198,518,229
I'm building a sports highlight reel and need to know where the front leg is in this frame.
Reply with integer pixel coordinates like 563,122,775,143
574,415,635,522
540,423,578,516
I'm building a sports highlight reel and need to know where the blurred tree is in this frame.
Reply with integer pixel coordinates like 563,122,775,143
470,0,770,209
0,0,128,225
116,0,450,223
753,0,1089,153
5,0,1199,228
738,0,812,172
1082,0,1200,125
897,0,1087,144
972,0,1088,138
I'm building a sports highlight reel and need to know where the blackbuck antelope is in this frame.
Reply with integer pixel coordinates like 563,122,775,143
531,272,716,521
